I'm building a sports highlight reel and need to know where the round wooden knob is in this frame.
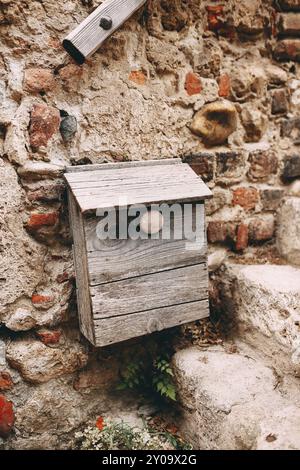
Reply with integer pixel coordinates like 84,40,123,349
140,210,164,235
147,318,163,334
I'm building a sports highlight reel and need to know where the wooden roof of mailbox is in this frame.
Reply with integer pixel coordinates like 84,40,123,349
64,159,212,212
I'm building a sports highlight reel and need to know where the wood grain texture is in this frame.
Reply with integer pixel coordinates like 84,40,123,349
67,187,95,344
91,264,208,319
85,203,206,285
65,159,182,174
63,0,146,63
65,163,212,212
93,299,209,347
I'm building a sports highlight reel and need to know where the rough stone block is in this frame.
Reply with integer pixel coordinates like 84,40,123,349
6,339,88,384
218,263,300,366
277,197,300,265
232,187,259,210
190,101,237,146
205,188,231,215
249,215,275,242
241,105,267,142
29,104,60,148
173,346,300,449
274,39,300,62
282,154,300,180
24,68,56,94
271,89,289,114
17,162,64,180
277,13,300,37
216,151,246,184
260,188,285,211
277,1,300,12
248,150,278,181
183,153,215,182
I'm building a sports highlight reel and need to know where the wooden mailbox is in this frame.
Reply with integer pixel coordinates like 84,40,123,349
64,159,212,347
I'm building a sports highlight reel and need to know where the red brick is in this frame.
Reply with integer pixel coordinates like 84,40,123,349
183,153,215,182
0,395,15,438
48,37,62,49
236,223,249,251
249,217,275,242
24,68,56,94
218,73,231,97
31,294,53,305
29,104,60,148
232,187,259,210
27,182,65,203
59,64,83,81
129,70,146,85
277,1,300,12
277,13,300,36
207,221,236,244
27,212,58,229
0,372,13,391
184,72,202,96
206,5,225,32
36,329,62,345
56,271,70,284
274,39,300,62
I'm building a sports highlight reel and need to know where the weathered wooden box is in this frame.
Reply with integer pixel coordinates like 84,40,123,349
64,159,212,347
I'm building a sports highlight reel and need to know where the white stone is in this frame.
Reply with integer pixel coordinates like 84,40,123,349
289,180,300,197
173,346,300,450
219,263,300,367
277,197,300,266
208,248,227,272
18,161,64,180
6,339,88,384
257,406,300,450
5,308,36,332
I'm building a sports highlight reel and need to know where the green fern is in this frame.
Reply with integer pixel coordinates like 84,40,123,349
117,354,177,402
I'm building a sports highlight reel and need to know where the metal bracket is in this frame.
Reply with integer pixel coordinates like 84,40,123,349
62,0,147,65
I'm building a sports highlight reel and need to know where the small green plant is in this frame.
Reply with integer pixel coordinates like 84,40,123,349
152,357,176,401
75,418,176,450
116,360,144,390
117,353,177,402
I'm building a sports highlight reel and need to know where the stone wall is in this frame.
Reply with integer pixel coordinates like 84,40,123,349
1,0,300,449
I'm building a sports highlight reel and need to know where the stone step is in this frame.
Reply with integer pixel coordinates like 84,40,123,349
216,263,300,372
173,345,300,450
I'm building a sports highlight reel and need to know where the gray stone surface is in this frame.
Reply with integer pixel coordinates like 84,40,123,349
173,346,300,450
218,263,300,368
277,197,300,266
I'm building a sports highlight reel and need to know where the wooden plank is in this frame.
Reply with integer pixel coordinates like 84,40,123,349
65,158,182,173
65,163,192,184
77,182,212,212
94,299,209,347
85,203,207,285
91,264,208,319
63,0,147,64
64,162,212,211
68,192,95,344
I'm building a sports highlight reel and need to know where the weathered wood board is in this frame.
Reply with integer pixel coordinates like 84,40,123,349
84,204,206,285
65,159,212,348
63,0,147,64
91,263,208,319
94,299,210,347
65,162,212,212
